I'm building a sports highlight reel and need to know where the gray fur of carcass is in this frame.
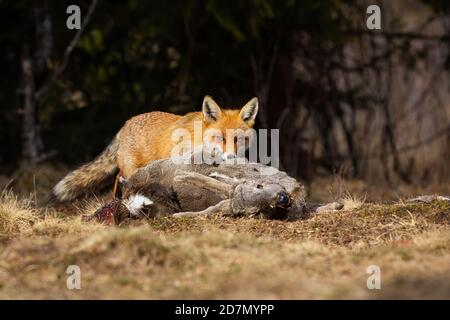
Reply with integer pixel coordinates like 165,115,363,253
120,153,308,221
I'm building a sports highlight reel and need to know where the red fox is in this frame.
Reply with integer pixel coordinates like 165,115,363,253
52,96,259,202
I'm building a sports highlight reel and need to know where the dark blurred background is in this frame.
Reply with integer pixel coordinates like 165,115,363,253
1,0,449,187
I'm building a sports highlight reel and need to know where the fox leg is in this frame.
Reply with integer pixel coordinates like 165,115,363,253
308,202,343,214
172,199,232,217
112,174,123,199
112,174,119,198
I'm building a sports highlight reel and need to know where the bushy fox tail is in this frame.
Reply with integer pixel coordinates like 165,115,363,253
52,135,120,202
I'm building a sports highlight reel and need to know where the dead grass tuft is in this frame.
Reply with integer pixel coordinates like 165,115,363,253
31,214,104,237
71,225,189,265
0,191,37,238
340,193,366,211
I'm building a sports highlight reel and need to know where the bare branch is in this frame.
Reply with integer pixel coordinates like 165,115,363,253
35,0,99,99
346,29,450,42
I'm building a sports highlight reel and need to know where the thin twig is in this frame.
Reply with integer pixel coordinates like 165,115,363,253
35,0,99,99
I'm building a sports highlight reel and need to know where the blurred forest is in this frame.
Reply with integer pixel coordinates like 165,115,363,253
1,0,449,186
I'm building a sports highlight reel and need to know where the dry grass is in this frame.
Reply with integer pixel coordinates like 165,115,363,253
308,176,450,203
0,186,449,299
0,191,37,238
340,193,365,211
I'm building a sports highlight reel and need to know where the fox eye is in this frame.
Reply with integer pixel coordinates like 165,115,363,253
214,135,224,142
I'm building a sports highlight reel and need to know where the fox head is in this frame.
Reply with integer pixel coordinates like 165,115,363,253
201,95,259,157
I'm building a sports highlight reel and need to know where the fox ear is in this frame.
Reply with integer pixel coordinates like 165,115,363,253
240,97,259,125
202,96,222,123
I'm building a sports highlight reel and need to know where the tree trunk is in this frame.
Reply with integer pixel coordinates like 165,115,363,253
21,47,43,164
20,0,53,164
33,0,53,81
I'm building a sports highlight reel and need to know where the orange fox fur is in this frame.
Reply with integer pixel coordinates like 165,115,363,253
52,96,259,202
